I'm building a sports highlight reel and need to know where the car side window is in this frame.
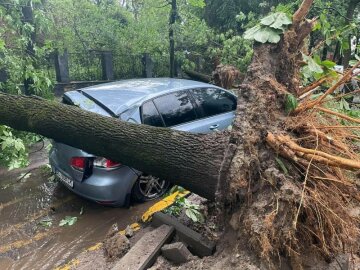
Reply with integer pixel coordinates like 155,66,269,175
141,101,164,127
153,91,197,127
190,88,237,118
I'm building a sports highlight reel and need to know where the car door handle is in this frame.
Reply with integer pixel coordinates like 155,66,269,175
209,124,219,130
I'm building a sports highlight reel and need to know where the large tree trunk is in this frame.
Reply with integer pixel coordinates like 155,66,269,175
0,94,227,200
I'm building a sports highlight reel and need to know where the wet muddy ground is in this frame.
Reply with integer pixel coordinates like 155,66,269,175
0,142,154,270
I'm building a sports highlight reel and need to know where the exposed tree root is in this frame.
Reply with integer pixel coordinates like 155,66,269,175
266,133,360,170
315,106,360,124
224,1,360,268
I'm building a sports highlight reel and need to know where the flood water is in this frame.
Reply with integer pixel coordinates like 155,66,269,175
0,144,153,270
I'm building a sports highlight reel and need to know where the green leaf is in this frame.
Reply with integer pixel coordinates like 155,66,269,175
187,0,206,8
254,27,281,43
185,209,198,223
285,94,298,114
245,24,282,44
39,219,52,227
302,54,323,74
14,140,25,151
321,60,336,69
59,216,78,226
260,14,276,26
0,39,5,51
339,98,350,111
312,22,321,31
260,12,292,30
275,157,288,175
59,219,67,226
244,25,261,40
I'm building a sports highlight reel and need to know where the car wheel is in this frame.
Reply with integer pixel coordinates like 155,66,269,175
131,174,171,202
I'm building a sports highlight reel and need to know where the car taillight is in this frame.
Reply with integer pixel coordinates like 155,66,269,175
93,157,121,169
70,157,86,171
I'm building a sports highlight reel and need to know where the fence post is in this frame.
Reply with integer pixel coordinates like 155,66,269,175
101,51,114,80
195,55,202,72
142,53,153,78
0,53,8,83
54,49,70,83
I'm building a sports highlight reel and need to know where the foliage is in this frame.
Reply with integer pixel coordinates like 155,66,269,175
0,126,28,170
203,0,294,33
39,218,53,228
301,54,340,85
244,12,292,43
59,216,78,226
0,1,55,97
275,157,288,175
208,30,253,72
285,94,298,114
163,191,205,223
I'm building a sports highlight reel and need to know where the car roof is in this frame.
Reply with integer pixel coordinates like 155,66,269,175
65,78,221,116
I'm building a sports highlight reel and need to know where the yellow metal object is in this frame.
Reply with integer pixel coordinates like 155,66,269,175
141,190,190,222
119,222,141,235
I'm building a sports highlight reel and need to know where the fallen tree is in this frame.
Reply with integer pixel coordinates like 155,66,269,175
0,0,359,268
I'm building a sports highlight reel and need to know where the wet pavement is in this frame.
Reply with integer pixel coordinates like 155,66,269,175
0,142,154,270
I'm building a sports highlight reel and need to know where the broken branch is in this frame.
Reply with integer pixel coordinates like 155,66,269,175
315,107,360,124
294,61,360,113
266,133,360,170
293,0,315,26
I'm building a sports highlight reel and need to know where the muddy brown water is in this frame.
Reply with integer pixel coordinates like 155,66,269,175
0,143,154,270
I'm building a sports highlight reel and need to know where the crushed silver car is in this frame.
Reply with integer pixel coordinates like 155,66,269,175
50,78,237,206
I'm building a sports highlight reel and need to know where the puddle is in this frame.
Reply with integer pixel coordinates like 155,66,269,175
0,147,154,270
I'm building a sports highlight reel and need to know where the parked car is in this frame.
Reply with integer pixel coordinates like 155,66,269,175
49,78,237,206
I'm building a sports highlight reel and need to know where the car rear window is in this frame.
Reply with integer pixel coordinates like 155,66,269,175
141,101,164,127
153,91,197,127
190,88,237,118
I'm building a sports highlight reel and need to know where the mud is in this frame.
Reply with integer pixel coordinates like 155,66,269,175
0,142,154,270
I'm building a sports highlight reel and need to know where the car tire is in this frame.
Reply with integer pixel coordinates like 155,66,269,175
131,174,171,202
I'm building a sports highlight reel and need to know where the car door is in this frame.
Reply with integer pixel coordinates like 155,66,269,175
183,87,236,133
140,88,236,134
150,90,199,133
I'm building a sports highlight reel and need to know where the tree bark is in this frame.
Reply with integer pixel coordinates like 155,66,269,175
342,0,360,69
183,69,211,83
169,0,177,78
0,93,228,200
21,1,36,96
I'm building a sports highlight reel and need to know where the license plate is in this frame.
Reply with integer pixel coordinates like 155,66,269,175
56,171,74,188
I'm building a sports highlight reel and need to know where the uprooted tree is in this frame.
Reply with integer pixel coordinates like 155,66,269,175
0,0,359,267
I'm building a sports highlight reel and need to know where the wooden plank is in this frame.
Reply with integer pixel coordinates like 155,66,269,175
112,224,174,270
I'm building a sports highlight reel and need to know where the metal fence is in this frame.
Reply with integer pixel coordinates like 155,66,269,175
68,51,102,81
113,53,143,79
152,53,170,77
53,50,206,83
